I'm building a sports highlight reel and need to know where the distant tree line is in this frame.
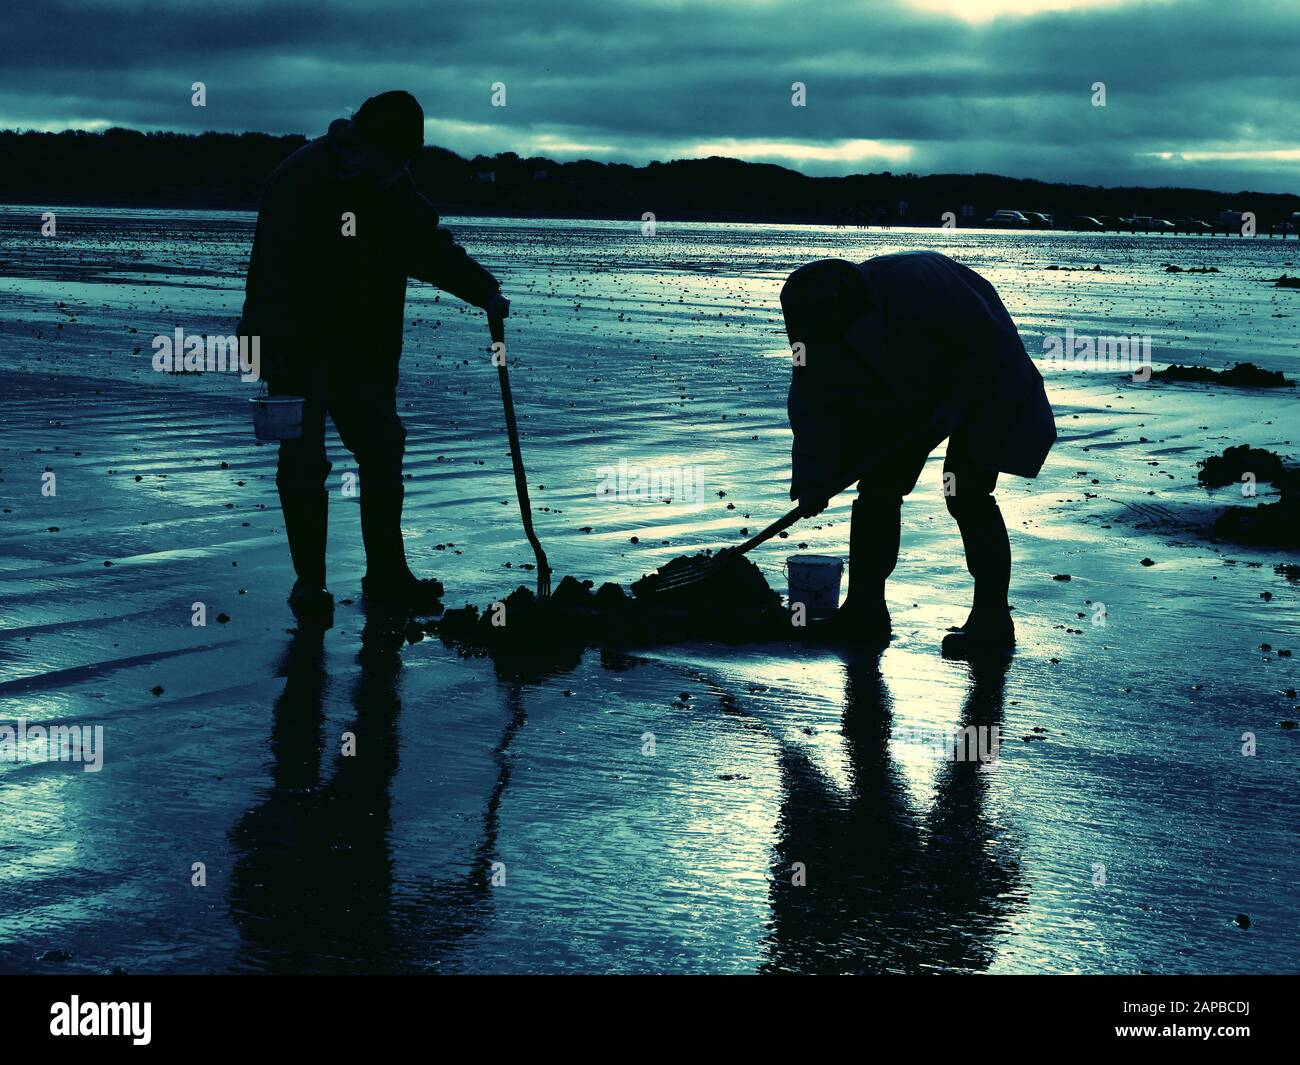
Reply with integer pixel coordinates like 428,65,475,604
2,127,1297,228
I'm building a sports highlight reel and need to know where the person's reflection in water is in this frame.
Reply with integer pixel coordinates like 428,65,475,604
227,613,404,971
762,653,1024,974
229,608,525,971
400,682,525,963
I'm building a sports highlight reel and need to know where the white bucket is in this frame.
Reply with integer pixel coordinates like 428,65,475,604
786,554,844,617
250,395,304,441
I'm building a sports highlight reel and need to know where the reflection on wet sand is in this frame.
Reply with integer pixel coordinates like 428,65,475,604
763,655,1024,974
230,629,1026,973
226,610,523,973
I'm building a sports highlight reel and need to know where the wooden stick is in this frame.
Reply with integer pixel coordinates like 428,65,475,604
489,314,551,595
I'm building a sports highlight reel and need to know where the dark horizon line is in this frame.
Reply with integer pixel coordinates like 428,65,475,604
4,124,1296,203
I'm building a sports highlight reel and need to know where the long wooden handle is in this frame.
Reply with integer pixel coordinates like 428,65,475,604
727,505,804,559
489,315,550,576
726,415,951,561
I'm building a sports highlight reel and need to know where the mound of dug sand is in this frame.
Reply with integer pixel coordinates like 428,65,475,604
629,551,784,609
432,557,790,653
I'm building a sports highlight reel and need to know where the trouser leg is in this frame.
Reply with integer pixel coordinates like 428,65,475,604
941,434,1014,655
273,367,332,592
953,496,1010,611
359,482,411,582
844,496,901,612
834,444,926,640
325,371,407,578
331,372,443,606
943,442,1009,613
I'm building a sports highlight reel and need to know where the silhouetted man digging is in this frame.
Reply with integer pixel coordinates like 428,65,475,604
240,91,507,618
781,251,1056,657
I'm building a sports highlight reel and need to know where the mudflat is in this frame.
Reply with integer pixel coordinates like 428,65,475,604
0,207,1296,973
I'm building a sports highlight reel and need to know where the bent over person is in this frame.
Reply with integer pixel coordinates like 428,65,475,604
781,250,1056,657
239,91,508,619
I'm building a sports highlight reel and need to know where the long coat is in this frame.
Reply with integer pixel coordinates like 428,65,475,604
239,118,499,382
788,250,1056,499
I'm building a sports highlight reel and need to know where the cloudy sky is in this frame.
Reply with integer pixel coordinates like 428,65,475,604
3,0,1299,192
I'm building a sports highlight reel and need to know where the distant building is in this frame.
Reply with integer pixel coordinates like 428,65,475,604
533,170,548,181
473,170,496,183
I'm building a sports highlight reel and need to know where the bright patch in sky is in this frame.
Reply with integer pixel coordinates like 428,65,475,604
907,0,1143,19
1143,147,1300,162
1,116,113,132
685,138,914,165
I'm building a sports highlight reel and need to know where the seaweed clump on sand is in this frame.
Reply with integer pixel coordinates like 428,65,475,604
1151,362,1295,388
1197,446,1300,547
1212,473,1300,547
431,556,790,655
1197,444,1291,487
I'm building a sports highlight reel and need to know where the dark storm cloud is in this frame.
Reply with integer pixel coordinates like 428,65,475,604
2,0,1298,191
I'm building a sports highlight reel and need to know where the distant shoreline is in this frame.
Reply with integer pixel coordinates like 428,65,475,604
3,200,1296,239
4,128,1298,232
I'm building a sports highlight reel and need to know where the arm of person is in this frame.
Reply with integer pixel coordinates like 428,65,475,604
406,190,504,310
241,169,320,385
244,178,307,328
788,364,847,516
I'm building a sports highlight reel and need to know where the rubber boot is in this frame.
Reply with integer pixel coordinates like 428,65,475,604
358,482,445,611
279,486,334,624
941,496,1015,659
827,497,898,644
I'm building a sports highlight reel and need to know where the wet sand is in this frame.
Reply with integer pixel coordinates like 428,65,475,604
0,207,1297,973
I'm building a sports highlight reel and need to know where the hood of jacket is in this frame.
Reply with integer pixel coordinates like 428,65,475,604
325,117,407,189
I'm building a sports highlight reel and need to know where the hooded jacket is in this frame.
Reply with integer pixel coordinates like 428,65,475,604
787,250,1056,499
239,118,499,380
